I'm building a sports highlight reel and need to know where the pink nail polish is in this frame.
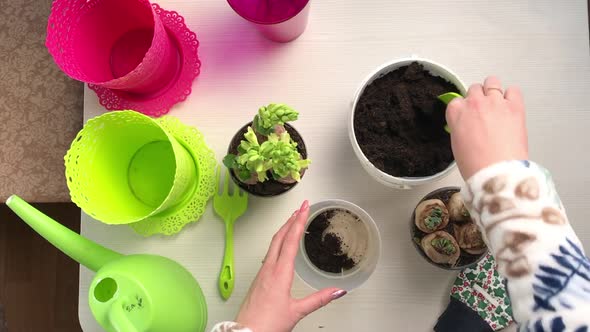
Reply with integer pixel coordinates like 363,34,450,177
331,289,347,300
301,200,309,211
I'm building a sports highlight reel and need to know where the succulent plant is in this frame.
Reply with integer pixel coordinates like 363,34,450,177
424,207,443,230
431,237,457,255
253,103,299,136
224,127,310,184
421,231,460,265
264,132,311,182
223,127,271,182
414,199,449,233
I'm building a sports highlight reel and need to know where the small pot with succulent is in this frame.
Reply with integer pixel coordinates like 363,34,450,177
410,187,487,269
223,103,311,197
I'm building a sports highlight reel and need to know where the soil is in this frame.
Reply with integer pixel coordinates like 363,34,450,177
304,209,356,273
228,122,307,197
354,62,459,177
411,187,486,269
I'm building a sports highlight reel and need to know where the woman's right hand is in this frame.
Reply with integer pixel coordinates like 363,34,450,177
446,76,529,180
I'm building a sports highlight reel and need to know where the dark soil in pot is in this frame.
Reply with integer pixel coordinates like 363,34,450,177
354,61,459,177
304,208,362,273
228,122,307,197
411,187,486,269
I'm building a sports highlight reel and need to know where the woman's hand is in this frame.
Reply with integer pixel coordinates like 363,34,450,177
235,200,347,332
446,76,529,180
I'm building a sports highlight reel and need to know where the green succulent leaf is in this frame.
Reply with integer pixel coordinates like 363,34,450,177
238,167,252,181
243,127,259,146
271,171,282,180
431,237,456,255
223,154,238,169
298,159,311,169
253,115,273,136
226,127,272,183
424,207,443,230
261,132,310,181
239,127,261,154
290,170,302,182
256,104,299,133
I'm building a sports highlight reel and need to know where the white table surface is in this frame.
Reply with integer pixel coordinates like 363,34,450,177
80,0,590,330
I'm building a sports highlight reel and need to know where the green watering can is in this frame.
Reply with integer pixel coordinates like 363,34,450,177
5,195,208,332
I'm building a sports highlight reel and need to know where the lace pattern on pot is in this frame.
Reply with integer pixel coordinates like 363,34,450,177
64,111,166,222
46,0,101,82
46,0,170,87
87,4,201,117
129,116,216,236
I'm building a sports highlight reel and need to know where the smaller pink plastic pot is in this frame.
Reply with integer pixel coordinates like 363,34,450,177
227,0,311,43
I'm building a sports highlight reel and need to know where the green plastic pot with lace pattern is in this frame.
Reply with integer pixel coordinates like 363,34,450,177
64,110,197,224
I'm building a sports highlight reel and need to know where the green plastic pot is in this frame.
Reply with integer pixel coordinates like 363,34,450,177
65,110,197,224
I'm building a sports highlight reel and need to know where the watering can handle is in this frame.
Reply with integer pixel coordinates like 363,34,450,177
109,299,140,332
219,222,235,300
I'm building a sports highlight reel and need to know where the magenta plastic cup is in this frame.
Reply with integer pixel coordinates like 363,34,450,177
227,0,310,43
46,0,179,94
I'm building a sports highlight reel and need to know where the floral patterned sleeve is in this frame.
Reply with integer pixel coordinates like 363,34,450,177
210,322,252,332
462,160,590,331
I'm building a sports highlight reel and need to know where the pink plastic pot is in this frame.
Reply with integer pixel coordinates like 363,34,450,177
227,0,311,43
46,0,201,117
46,0,177,94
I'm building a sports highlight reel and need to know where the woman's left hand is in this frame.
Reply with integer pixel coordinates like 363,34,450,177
235,200,347,332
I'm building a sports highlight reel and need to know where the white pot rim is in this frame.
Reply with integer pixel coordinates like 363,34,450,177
349,56,466,189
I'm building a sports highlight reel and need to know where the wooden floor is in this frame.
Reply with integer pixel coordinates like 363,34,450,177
0,203,82,332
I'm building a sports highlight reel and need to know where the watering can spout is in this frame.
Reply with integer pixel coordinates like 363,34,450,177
5,195,122,272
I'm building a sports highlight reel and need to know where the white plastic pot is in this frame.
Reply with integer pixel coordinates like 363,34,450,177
349,56,467,189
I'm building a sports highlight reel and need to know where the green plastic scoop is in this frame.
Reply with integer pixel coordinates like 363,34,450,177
437,92,463,133
438,92,462,105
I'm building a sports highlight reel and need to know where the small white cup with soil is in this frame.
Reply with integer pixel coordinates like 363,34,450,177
410,187,488,270
224,104,310,197
349,57,467,189
295,200,381,291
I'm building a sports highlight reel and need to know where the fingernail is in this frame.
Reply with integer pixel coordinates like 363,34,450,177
301,200,309,211
331,290,347,300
